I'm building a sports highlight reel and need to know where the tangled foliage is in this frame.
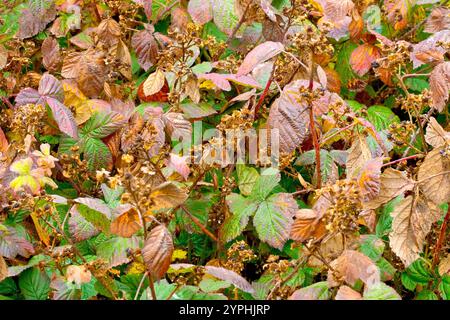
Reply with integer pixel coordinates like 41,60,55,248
0,0,449,301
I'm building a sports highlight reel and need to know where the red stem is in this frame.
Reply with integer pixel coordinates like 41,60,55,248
254,77,273,119
433,206,450,267
381,154,423,168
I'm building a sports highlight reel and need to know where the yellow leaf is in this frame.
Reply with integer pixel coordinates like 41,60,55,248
31,211,50,247
143,69,165,96
172,249,187,261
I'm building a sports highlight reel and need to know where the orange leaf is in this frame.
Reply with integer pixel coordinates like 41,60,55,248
350,44,381,76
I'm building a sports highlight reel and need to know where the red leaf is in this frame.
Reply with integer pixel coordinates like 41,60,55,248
237,41,284,76
350,44,381,76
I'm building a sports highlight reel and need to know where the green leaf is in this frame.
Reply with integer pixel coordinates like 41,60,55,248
236,165,259,196
82,137,112,172
101,184,124,209
199,278,230,293
376,258,396,282
360,235,385,261
81,112,126,139
363,283,401,300
416,289,438,300
401,272,417,291
405,260,433,284
405,78,429,92
250,168,280,201
96,236,140,267
221,194,257,243
212,0,239,35
75,203,110,234
253,193,297,250
376,196,402,238
439,275,450,300
19,267,50,300
290,281,330,300
366,105,400,131
336,42,358,87
0,278,18,296
180,102,217,119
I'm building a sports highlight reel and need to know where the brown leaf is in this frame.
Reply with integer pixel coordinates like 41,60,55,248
438,254,450,276
412,30,450,69
267,80,310,154
150,182,188,210
425,117,450,148
384,0,410,31
327,250,380,287
424,7,450,34
184,77,201,104
358,157,383,201
414,49,444,66
0,45,8,70
237,41,284,76
335,285,362,300
323,0,354,22
350,44,381,76
131,25,159,71
429,62,450,112
324,67,341,93
389,195,442,267
364,168,415,210
417,147,450,205
17,3,57,39
61,49,107,98
41,37,61,72
290,209,327,243
143,69,166,96
110,207,143,238
66,265,92,285
163,112,192,140
346,133,372,179
114,39,132,80
0,255,6,282
97,19,121,47
0,127,8,154
142,225,174,279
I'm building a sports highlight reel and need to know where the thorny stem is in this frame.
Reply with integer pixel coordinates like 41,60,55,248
254,67,275,119
433,205,450,268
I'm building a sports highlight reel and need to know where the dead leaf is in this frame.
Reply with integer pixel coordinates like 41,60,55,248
142,225,174,279
358,157,383,201
97,19,121,47
328,250,380,287
110,206,144,238
131,25,159,71
364,168,415,210
425,117,450,148
335,285,362,300
41,37,61,72
429,62,450,112
184,77,201,104
417,147,450,205
143,69,166,96
290,209,327,243
150,182,188,210
438,254,450,276
188,0,213,25
424,7,450,33
0,45,8,70
389,195,442,267
204,266,255,294
0,255,6,282
66,265,92,285
346,134,372,179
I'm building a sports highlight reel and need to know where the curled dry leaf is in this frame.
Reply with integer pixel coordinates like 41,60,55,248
0,45,7,71
327,250,380,288
412,30,450,69
429,61,450,112
438,254,450,276
346,134,372,180
417,147,450,205
357,157,383,202
389,195,442,267
142,225,174,280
